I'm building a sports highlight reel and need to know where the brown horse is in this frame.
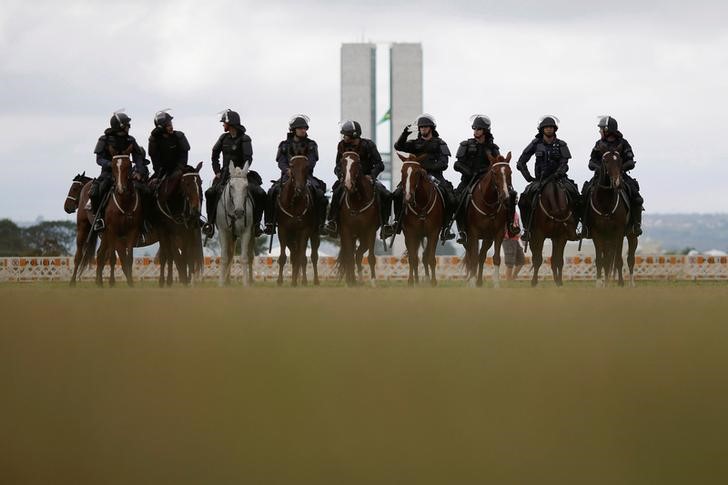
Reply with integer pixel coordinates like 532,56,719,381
398,152,445,287
94,147,144,287
463,152,513,288
527,178,578,287
588,149,637,287
276,147,321,286
336,151,380,286
64,172,92,215
154,163,204,287
65,172,94,286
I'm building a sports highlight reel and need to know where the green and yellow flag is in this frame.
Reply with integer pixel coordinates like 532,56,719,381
377,109,391,125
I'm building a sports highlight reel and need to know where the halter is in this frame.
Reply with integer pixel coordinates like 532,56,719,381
157,171,202,226
222,174,251,234
537,180,572,224
469,162,510,218
342,151,376,215
590,151,624,217
402,162,440,219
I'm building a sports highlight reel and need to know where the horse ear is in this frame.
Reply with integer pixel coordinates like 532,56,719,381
195,161,203,172
487,153,497,164
242,161,250,173
396,151,407,162
505,151,512,163
81,171,86,177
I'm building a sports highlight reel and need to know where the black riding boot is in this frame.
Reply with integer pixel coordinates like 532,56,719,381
518,195,531,242
391,187,404,234
379,189,394,239
316,190,328,232
440,190,457,242
631,199,644,236
250,184,266,237
263,185,278,235
506,188,520,237
203,186,218,237
324,183,343,236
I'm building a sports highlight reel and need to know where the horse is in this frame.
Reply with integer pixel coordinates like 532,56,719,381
463,152,514,288
587,148,637,287
336,151,380,286
216,163,255,286
398,151,446,287
67,171,159,286
526,176,578,287
154,163,204,287
94,146,144,287
276,146,321,287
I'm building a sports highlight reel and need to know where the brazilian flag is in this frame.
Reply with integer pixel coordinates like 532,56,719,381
377,109,391,125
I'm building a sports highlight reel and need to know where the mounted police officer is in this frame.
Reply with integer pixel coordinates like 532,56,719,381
581,116,643,237
323,120,393,238
263,114,328,235
516,115,580,241
452,115,518,244
202,109,266,238
148,110,189,180
86,110,147,232
390,114,456,242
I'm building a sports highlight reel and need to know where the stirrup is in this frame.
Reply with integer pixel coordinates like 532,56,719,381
323,220,338,236
93,218,106,232
380,224,395,239
456,231,467,245
202,223,215,237
440,229,456,242
263,223,276,235
521,230,530,242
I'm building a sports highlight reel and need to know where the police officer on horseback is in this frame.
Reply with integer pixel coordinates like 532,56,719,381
452,115,518,244
202,109,266,238
580,116,643,238
516,116,580,241
148,110,190,180
263,114,328,235
390,114,456,242
323,120,393,239
87,110,147,232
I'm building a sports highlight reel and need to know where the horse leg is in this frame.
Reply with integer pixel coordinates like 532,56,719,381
615,234,625,287
465,233,478,287
299,234,308,287
158,238,166,288
310,232,320,286
95,240,106,287
627,235,638,288
277,231,287,287
366,230,377,287
530,235,544,287
552,237,567,287
240,227,252,288
492,236,503,289
355,241,366,283
122,241,134,287
340,230,355,287
70,221,89,287
219,229,230,287
593,237,604,288
108,245,117,288
405,231,417,287
425,233,438,287
478,239,492,288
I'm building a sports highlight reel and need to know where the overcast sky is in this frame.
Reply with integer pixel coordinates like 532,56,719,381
1,0,726,221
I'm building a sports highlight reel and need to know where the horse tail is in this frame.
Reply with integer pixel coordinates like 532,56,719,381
77,231,98,277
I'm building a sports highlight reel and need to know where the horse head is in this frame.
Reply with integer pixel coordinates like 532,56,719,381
64,171,89,213
398,151,428,204
180,162,203,217
228,162,250,220
109,144,134,195
601,147,623,189
289,148,310,201
487,151,513,205
341,151,361,194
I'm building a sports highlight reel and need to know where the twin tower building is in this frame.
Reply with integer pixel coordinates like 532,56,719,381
340,43,423,192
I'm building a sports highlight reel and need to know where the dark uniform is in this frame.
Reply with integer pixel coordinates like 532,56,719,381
148,111,190,178
391,115,456,241
203,110,266,237
264,115,328,234
516,117,580,241
89,111,147,231
582,116,643,236
452,115,519,243
324,120,392,237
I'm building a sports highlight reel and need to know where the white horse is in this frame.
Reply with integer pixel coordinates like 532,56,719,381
216,163,255,286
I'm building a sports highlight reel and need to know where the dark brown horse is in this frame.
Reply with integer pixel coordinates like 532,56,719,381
398,152,445,287
527,178,578,287
588,149,637,287
64,172,92,215
463,152,513,287
65,172,93,286
94,147,144,286
336,151,380,286
154,163,204,287
276,146,321,286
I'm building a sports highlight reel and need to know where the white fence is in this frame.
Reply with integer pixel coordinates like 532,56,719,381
1,255,727,282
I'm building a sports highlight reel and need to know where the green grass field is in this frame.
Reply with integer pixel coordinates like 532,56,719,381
2,282,728,484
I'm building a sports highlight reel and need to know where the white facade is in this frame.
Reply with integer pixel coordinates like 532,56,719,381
340,43,376,141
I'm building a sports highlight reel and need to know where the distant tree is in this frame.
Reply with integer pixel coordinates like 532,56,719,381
0,219,25,256
22,221,76,256
679,246,696,255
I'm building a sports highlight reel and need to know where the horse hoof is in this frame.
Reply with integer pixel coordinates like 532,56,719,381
467,278,476,288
